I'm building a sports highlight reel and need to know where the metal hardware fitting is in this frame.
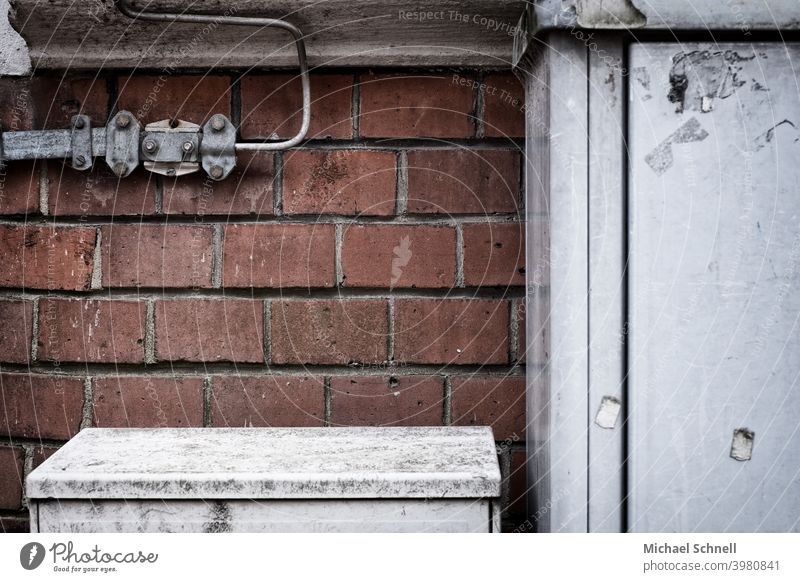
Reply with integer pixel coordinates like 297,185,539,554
0,1,310,180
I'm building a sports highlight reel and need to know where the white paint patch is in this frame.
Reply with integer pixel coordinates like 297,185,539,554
730,428,754,462
0,0,31,75
594,396,622,429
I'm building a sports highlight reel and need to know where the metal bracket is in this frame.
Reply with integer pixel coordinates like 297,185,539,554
200,114,236,181
106,111,140,177
142,119,201,177
0,5,310,180
70,115,93,171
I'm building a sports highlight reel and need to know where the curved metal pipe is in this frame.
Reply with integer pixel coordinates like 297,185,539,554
115,0,310,151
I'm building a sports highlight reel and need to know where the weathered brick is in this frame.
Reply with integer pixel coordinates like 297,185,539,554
0,373,84,439
241,74,352,139
462,222,525,286
0,161,39,214
222,224,335,288
0,78,35,131
508,448,528,516
101,224,214,288
37,300,146,363
359,74,475,138
271,300,388,365
451,376,525,441
341,225,455,288
162,152,275,215
0,225,96,290
283,150,396,215
406,150,520,214
331,376,444,426
516,300,526,364
32,76,109,129
212,376,324,427
31,445,58,471
0,515,29,533
0,300,32,363
93,376,204,428
48,164,156,216
394,299,509,364
483,73,525,139
116,75,231,125
0,447,24,510
155,300,264,363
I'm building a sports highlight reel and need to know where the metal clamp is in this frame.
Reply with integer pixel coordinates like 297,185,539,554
0,4,310,181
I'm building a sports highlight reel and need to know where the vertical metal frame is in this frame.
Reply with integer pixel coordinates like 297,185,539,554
520,32,627,532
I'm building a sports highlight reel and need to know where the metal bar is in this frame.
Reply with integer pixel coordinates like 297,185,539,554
1,129,107,161
115,0,310,151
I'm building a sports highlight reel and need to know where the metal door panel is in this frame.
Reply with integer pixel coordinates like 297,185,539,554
628,43,800,532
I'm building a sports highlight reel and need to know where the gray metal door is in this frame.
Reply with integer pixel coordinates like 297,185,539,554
628,42,800,532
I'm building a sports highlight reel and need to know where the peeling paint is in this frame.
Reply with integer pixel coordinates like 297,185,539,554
645,117,709,175
0,0,31,75
730,428,754,462
668,50,756,113
594,396,621,429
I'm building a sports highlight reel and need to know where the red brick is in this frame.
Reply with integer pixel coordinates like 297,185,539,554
359,74,475,138
462,222,525,286
341,225,455,288
32,76,109,129
331,376,443,426
155,300,264,363
101,224,214,288
0,78,35,131
516,300,526,364
163,152,275,215
241,74,352,140
271,300,388,365
222,224,334,288
451,376,525,440
116,75,231,125
0,373,84,439
0,300,32,363
0,161,39,214
38,300,146,363
483,73,525,139
0,515,28,532
212,376,324,427
31,446,58,471
394,299,509,364
93,376,204,428
0,225,95,290
48,164,156,215
508,449,528,516
0,448,25,517
283,150,396,215
0,447,24,510
407,150,520,214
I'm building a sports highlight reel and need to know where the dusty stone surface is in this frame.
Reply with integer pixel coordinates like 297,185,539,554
28,426,501,499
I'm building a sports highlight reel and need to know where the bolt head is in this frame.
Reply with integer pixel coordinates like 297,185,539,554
182,140,194,152
75,155,86,166
210,165,224,179
211,116,226,132
74,118,85,129
116,114,130,128
143,140,157,153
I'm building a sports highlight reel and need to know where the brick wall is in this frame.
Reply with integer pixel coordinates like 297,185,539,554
0,70,529,532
